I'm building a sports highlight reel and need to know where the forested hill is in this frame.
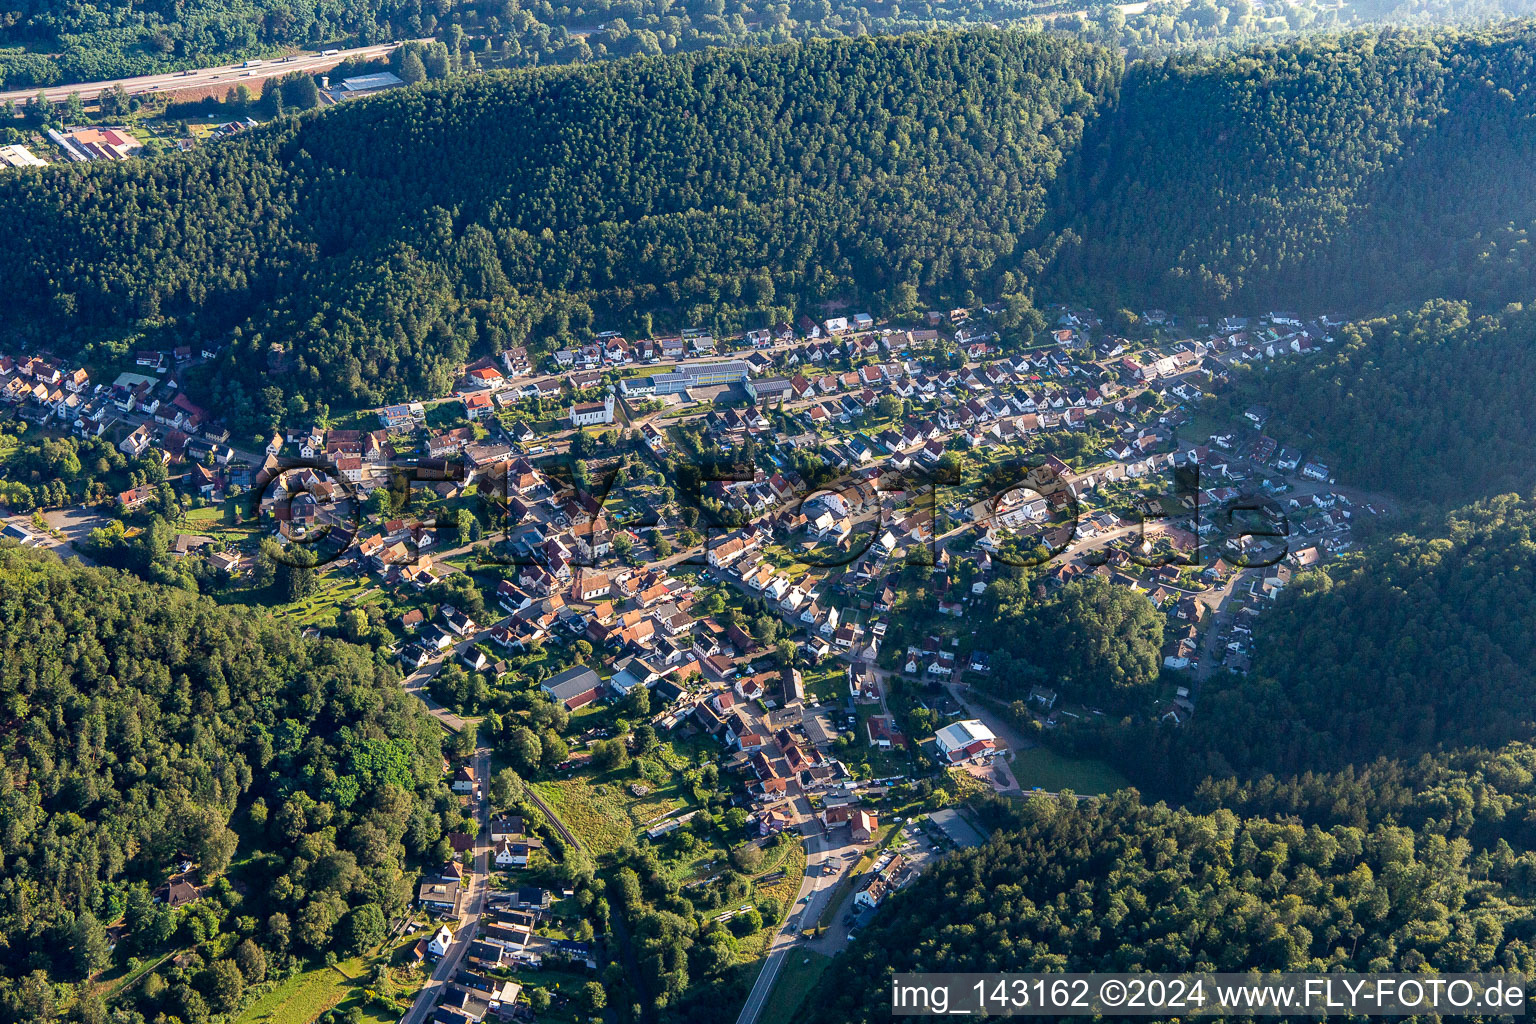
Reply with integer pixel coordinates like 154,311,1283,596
1195,741,1536,851
803,793,1536,1024
1083,494,1536,795
5,26,1536,429
0,30,1116,427
1038,25,1536,310
1224,300,1536,505
0,546,456,1012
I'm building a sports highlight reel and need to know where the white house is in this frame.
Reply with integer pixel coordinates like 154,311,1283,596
493,839,539,868
934,720,1000,763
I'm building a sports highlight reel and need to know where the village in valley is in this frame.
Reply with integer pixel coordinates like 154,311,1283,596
0,300,1392,1023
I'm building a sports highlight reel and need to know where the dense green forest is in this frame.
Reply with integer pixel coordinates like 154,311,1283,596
983,575,1165,710
1039,25,1536,309
0,546,458,1022
0,30,1117,431
804,791,1536,1024
1195,741,1536,851
5,26,1536,431
1226,300,1536,504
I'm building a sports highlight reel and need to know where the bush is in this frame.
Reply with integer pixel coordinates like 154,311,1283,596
729,908,763,936
729,843,764,873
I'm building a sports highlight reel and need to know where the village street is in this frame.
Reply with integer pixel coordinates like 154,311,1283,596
400,747,492,1024
734,826,844,1024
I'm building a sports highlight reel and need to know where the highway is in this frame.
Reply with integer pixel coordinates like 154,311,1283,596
0,42,406,106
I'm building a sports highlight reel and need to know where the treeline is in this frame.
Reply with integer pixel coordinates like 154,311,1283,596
4,0,1531,90
1037,23,1536,310
1194,741,1536,856
803,791,1536,1024
0,30,1117,434
1227,300,1536,504
1059,0,1536,61
1070,495,1536,796
0,546,457,1022
981,574,1165,710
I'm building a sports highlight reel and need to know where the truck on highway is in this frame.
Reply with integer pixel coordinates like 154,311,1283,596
242,59,264,67
321,48,340,56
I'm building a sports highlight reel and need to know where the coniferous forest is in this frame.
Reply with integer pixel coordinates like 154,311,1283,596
3,0,1535,87
1227,300,1536,503
1039,30,1536,310
805,786,1536,1024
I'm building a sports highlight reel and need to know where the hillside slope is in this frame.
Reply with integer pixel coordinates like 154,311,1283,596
1065,495,1536,796
0,546,455,1007
0,30,1115,424
5,26,1536,426
804,792,1536,1024
1039,25,1536,310
1223,300,1536,504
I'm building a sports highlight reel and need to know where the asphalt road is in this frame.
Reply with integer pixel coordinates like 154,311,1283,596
399,746,491,1024
734,827,842,1024
1,42,408,106
400,635,482,732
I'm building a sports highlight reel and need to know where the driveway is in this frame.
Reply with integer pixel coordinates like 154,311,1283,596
5,510,99,565
400,637,483,732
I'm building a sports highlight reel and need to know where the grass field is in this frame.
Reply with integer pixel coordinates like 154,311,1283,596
272,573,379,628
1177,406,1230,446
233,959,364,1024
532,773,663,855
750,841,806,939
801,663,846,704
759,951,832,1022
1010,746,1129,795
